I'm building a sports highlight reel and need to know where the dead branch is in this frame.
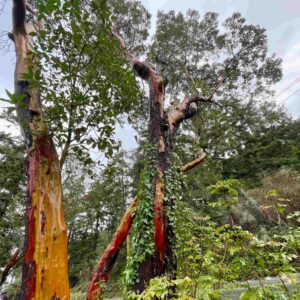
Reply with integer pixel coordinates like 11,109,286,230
167,94,207,134
112,30,156,80
167,57,237,132
111,30,126,49
206,73,230,101
25,2,36,16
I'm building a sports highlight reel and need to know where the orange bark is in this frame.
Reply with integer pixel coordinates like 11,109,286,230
22,135,70,299
87,197,138,300
12,1,70,298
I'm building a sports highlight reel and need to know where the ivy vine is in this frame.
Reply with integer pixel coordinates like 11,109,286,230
164,154,186,252
124,143,157,293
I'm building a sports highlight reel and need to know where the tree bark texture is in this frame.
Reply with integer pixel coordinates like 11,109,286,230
12,1,70,299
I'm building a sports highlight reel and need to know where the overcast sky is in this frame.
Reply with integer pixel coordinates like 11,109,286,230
0,0,299,150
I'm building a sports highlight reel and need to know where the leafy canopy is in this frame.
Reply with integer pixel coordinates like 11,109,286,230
28,0,144,165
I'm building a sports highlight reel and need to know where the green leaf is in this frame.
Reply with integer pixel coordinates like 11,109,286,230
240,290,258,300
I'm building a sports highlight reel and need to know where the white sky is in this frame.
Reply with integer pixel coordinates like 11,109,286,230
0,0,300,151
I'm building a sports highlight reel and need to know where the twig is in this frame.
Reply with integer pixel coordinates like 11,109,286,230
25,2,36,16
184,63,196,86
206,57,237,101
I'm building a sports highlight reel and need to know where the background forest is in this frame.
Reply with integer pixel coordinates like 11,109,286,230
0,0,299,299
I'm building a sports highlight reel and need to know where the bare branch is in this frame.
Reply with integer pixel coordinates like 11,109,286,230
206,57,237,101
181,152,206,172
167,56,237,133
206,73,230,101
111,30,126,50
0,249,23,287
167,93,207,134
59,120,72,169
87,196,138,300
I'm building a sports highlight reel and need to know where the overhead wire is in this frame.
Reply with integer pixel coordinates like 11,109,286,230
280,88,300,104
271,75,300,101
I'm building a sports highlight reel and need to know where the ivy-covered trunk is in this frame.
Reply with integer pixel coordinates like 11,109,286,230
88,32,207,299
134,68,168,292
123,62,180,294
12,1,70,298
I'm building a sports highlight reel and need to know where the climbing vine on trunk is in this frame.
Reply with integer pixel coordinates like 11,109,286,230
125,144,157,292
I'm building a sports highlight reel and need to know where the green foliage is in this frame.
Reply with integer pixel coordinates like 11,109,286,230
0,132,25,267
223,120,300,186
174,102,296,214
150,10,282,98
127,276,195,300
124,143,157,291
108,0,151,56
0,131,25,296
175,178,299,299
208,179,239,210
3,1,300,299
164,154,186,238
239,285,297,300
29,0,142,165
248,169,300,226
62,152,132,289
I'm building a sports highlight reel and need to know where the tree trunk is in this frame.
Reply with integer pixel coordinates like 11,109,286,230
88,32,209,296
87,151,205,298
12,1,70,299
133,67,169,293
87,197,138,300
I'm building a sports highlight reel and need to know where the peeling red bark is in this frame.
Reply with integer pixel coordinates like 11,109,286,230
22,151,37,299
87,197,138,300
153,169,166,274
21,128,70,300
